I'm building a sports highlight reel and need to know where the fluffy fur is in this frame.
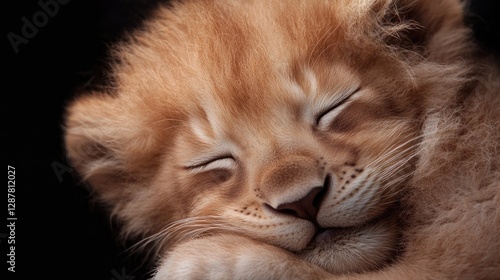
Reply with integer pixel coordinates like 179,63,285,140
64,0,500,279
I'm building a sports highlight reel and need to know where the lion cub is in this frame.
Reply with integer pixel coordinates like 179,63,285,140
64,0,500,279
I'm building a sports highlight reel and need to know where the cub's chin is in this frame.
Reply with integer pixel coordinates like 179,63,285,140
297,211,400,274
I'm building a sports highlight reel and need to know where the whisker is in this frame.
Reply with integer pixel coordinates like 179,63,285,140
367,131,435,169
366,128,444,177
377,151,418,182
369,143,418,171
126,215,237,263
359,131,436,208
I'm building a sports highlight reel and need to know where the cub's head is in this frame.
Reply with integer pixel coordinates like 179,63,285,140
64,0,472,274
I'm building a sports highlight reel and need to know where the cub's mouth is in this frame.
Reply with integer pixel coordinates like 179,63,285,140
312,207,397,243
297,208,401,274
261,170,403,273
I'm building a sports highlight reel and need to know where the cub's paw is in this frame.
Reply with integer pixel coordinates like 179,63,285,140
152,234,331,280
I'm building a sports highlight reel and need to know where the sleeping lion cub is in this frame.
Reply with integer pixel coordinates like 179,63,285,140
64,0,500,279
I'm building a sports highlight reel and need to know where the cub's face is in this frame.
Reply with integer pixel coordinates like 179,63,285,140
65,0,463,274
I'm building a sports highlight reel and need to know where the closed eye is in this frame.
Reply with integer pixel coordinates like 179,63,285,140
186,156,236,172
316,87,360,129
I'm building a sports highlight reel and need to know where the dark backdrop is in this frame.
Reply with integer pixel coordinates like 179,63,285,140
2,0,499,279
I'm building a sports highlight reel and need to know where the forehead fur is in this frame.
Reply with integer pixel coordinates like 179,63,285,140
109,0,398,119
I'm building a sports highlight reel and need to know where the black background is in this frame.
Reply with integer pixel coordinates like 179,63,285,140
2,0,499,279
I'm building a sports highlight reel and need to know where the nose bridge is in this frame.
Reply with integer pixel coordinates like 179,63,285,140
260,154,325,208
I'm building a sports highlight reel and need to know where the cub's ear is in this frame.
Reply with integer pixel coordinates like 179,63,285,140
63,92,160,204
360,0,469,59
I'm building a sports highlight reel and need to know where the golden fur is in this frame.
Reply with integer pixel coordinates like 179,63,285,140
64,0,500,279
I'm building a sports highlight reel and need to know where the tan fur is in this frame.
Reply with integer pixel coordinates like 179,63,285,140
64,0,500,279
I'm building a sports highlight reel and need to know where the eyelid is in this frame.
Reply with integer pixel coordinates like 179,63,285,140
186,155,236,171
315,87,360,126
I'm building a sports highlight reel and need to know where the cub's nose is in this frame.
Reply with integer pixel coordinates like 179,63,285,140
259,156,330,222
274,186,325,222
